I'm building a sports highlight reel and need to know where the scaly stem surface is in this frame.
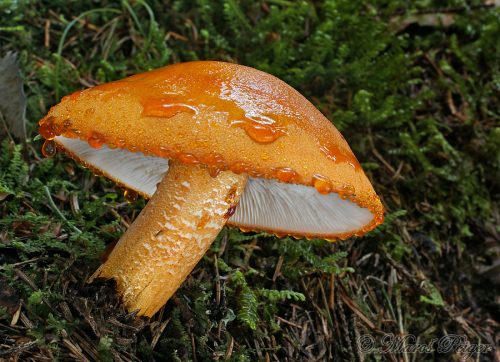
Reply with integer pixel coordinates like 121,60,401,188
89,161,248,317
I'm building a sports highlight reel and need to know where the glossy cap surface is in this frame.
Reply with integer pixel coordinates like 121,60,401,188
39,61,384,239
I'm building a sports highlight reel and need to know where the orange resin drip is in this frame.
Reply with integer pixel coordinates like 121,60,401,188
142,99,198,118
62,89,84,102
177,152,199,164
223,185,239,218
208,166,222,178
234,121,287,144
224,204,237,219
201,153,227,175
39,117,58,140
157,146,175,158
230,162,251,174
319,143,358,168
273,167,300,183
312,174,332,194
87,131,105,149
61,119,79,139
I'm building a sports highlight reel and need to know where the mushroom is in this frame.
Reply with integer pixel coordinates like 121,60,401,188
39,61,384,317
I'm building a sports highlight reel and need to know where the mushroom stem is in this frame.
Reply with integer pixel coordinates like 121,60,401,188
89,160,248,317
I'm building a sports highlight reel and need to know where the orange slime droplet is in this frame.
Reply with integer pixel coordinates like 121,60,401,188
124,189,138,203
116,139,126,148
342,184,355,196
41,140,57,158
224,204,237,219
39,122,57,140
61,120,78,138
157,146,174,158
312,174,332,194
274,167,299,183
230,162,250,174
88,131,105,149
68,90,84,101
241,122,286,144
142,99,197,118
178,153,199,164
319,143,360,170
197,212,210,228
208,166,221,178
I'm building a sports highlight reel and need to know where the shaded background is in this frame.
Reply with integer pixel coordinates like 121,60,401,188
0,0,498,361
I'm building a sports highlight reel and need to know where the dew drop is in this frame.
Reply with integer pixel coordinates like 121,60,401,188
41,140,57,158
312,174,332,194
124,189,138,203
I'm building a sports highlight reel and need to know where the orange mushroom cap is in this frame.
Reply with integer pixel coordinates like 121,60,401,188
39,61,384,240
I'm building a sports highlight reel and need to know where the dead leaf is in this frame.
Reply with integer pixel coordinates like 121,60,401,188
390,0,500,32
0,52,27,141
390,13,456,32
0,192,11,202
0,278,21,315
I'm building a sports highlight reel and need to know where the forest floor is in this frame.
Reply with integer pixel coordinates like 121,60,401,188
0,1,499,361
